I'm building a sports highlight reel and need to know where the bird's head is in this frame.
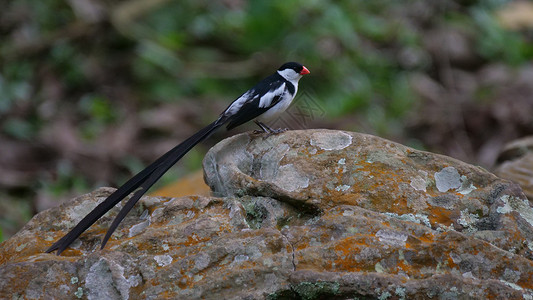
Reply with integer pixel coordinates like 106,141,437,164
277,62,310,82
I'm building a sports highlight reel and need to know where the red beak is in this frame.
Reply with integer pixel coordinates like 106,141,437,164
300,66,310,75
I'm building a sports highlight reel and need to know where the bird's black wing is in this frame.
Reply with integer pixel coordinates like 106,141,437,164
225,97,278,130
225,76,287,130
46,119,224,255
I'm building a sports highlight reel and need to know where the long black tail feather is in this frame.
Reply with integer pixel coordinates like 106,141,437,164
46,119,223,255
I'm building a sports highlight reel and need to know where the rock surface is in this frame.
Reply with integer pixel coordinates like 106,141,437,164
495,136,533,201
1,129,533,299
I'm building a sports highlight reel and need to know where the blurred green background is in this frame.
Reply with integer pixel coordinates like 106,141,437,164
1,0,533,241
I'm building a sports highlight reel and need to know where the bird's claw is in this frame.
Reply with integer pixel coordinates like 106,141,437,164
271,127,288,134
254,126,287,134
253,127,288,138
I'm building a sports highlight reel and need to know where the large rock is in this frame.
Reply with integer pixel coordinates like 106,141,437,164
1,129,532,299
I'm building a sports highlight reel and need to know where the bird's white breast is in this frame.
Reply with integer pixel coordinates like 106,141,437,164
256,85,297,122
258,83,286,108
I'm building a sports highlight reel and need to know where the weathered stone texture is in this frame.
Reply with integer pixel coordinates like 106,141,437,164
1,130,532,299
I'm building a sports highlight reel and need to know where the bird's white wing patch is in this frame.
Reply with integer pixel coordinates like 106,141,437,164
258,83,285,108
225,90,255,115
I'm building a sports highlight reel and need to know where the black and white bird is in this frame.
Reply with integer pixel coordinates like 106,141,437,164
46,62,310,255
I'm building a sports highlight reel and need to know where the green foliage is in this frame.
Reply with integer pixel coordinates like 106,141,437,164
3,0,531,115
122,0,417,115
0,60,33,112
78,94,119,140
471,7,533,65
5,0,528,138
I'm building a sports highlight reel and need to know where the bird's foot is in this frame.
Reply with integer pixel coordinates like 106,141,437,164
253,121,288,137
257,128,288,138
269,127,288,134
254,124,289,138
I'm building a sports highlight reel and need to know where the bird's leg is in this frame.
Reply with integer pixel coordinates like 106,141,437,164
253,120,271,134
253,120,288,136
